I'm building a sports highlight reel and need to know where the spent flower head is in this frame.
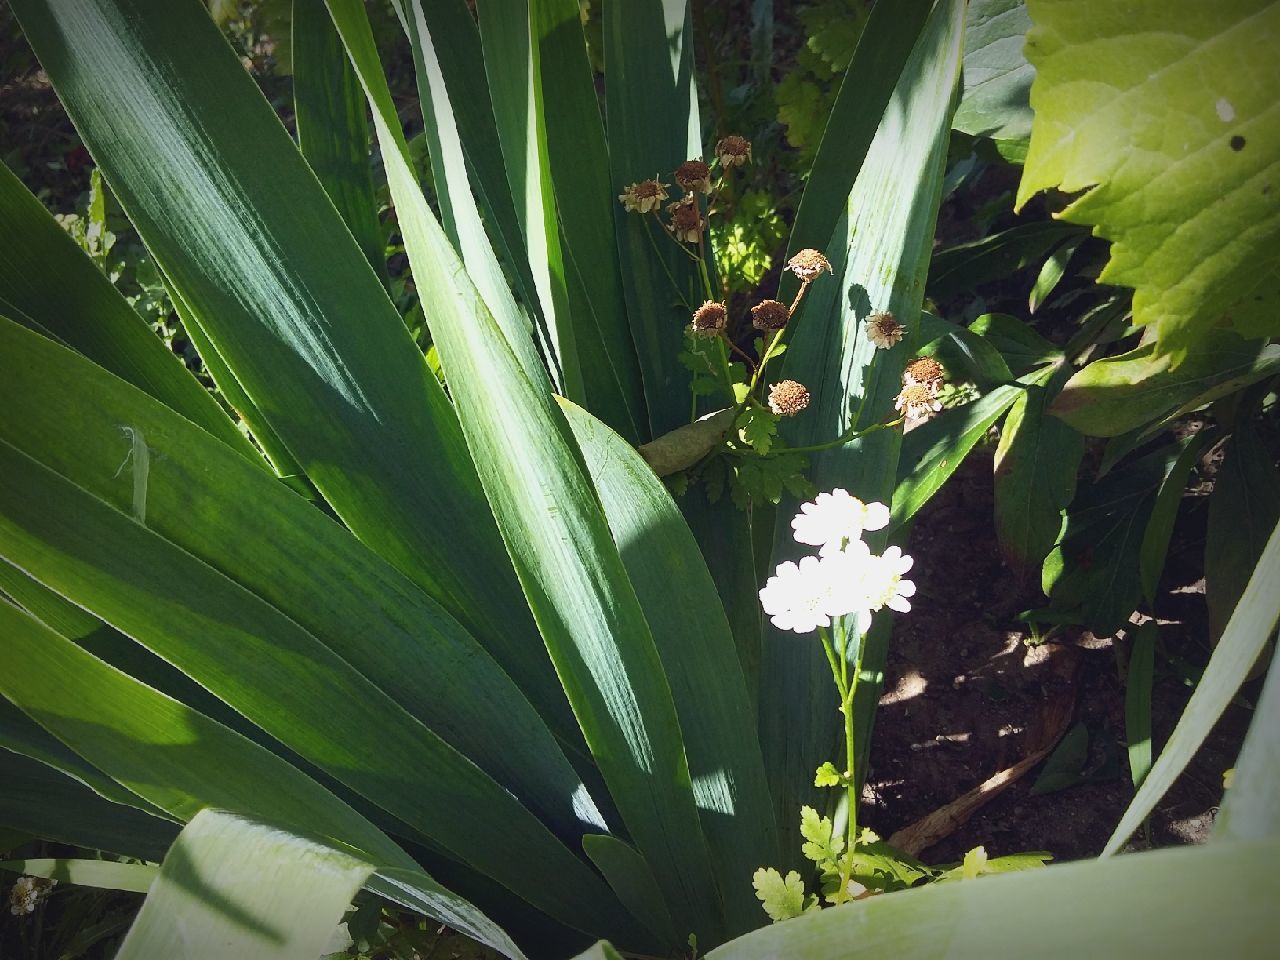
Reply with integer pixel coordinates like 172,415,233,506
768,379,810,417
865,311,906,349
618,178,669,214
786,248,832,282
903,356,946,394
9,876,54,917
675,158,712,195
715,134,752,169
691,300,728,337
895,383,942,426
791,488,891,557
667,196,705,242
751,299,790,331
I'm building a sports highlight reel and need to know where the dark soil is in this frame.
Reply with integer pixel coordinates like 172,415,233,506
865,444,1256,866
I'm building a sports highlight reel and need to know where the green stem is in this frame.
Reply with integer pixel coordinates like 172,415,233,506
839,621,865,904
778,418,905,457
817,626,842,691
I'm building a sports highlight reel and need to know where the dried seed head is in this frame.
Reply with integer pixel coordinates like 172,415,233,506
903,356,946,393
751,299,790,331
667,196,705,242
786,248,832,282
768,379,811,417
715,134,752,169
895,383,942,426
618,178,669,214
675,158,712,195
691,300,728,336
865,311,906,349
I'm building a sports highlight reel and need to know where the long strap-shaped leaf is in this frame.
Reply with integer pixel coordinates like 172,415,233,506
0,751,178,864
8,0,546,686
0,600,527,959
0,315,602,846
531,0,648,443
0,437,628,937
324,1,722,942
1108,520,1280,853
116,809,371,960
759,0,966,864
293,0,389,287
698,838,1279,959
0,161,252,458
561,399,778,936
603,0,704,437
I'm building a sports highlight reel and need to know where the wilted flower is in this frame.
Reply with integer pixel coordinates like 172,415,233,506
786,248,832,282
667,196,705,242
903,356,945,394
715,134,752,169
865,311,905,349
751,299,790,331
9,876,54,917
618,177,669,214
768,379,810,417
691,299,728,336
791,488,891,558
895,383,943,425
674,158,712,195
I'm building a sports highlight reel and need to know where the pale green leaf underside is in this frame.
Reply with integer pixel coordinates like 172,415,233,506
1018,0,1280,356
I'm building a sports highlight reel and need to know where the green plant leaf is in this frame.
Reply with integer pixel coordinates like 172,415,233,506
993,367,1085,573
560,398,777,936
389,0,563,397
10,0,540,674
1106,519,1280,854
531,0,646,442
115,809,370,960
968,312,1062,374
892,382,1027,529
1139,432,1213,606
1028,235,1082,312
603,0,703,436
0,858,158,894
0,161,250,458
750,868,815,924
1125,621,1158,792
761,0,966,867
711,839,1279,958
953,0,1035,150
783,0,935,271
1049,337,1280,437
1215,643,1280,842
1017,0,1280,357
1045,443,1182,636
0,751,178,863
292,0,388,285
0,599,526,958
0,315,598,845
798,807,843,868
583,835,678,952
928,220,1081,301
1206,424,1280,640
326,4,722,940
1029,721,1088,796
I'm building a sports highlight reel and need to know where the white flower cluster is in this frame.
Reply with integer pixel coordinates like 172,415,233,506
759,489,915,634
8,875,54,916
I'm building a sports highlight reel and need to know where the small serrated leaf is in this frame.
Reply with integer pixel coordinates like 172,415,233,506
814,761,842,787
799,805,844,867
752,867,811,923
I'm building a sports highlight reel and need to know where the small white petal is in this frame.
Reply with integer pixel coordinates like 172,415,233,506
887,594,912,613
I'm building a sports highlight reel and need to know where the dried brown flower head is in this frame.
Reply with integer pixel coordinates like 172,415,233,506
715,135,752,169
618,178,669,214
786,248,832,282
691,300,728,336
768,379,811,417
675,159,712,195
903,356,945,393
751,299,790,331
865,311,906,349
895,383,942,426
667,196,705,242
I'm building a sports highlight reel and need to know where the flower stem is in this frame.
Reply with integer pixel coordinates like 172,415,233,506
778,418,905,457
